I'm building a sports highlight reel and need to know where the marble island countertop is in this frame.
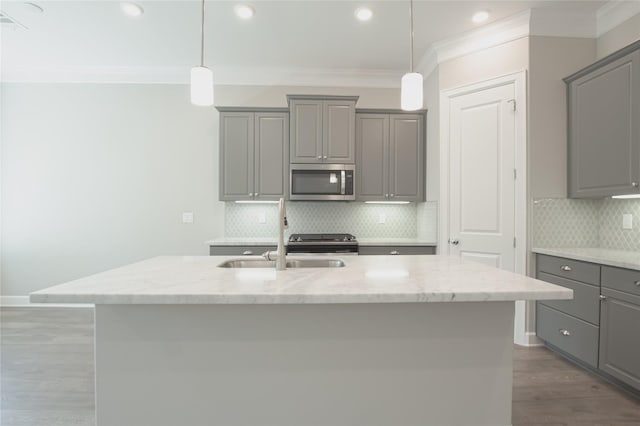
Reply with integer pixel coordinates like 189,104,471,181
532,247,640,271
30,255,571,305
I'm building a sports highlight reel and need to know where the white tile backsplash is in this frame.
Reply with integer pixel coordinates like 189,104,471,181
533,198,640,251
225,202,427,239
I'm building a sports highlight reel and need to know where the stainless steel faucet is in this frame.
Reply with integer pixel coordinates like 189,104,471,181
263,197,288,270
275,197,288,270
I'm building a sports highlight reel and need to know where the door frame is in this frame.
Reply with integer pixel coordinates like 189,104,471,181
439,70,529,344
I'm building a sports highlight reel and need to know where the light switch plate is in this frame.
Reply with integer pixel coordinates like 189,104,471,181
622,213,633,229
258,212,266,224
378,213,386,224
182,212,194,224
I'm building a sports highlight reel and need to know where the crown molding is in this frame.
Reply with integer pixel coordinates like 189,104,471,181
1,65,402,88
597,0,640,37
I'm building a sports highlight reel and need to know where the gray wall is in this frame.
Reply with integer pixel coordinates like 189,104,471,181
1,83,403,297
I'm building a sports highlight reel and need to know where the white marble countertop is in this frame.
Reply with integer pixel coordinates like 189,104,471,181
30,255,571,305
206,238,436,246
532,247,640,271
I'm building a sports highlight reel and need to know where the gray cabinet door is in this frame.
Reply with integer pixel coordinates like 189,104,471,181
599,288,640,390
220,112,254,201
356,114,388,200
255,113,288,200
389,114,424,201
324,100,356,163
568,47,640,198
290,99,323,163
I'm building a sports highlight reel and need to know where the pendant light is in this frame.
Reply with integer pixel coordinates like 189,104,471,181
190,0,213,106
400,0,423,111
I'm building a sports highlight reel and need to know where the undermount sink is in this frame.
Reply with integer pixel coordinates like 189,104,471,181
217,258,346,269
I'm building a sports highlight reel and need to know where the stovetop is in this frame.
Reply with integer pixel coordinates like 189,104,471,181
288,233,357,243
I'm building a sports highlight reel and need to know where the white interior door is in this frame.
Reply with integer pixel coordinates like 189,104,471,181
448,83,516,271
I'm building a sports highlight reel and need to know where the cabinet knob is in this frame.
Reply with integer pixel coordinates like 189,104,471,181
634,280,640,287
450,239,460,245
242,251,253,255
558,329,571,337
255,193,259,196
390,250,400,255
632,182,639,187
323,156,328,159
249,193,253,196
390,194,394,197
599,295,607,300
560,265,572,271
317,156,322,159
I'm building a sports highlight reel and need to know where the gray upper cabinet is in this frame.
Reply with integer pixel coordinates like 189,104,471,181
566,40,640,198
218,108,288,201
356,111,425,202
288,96,357,164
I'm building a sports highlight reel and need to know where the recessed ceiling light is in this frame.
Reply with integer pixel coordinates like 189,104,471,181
355,7,373,21
120,2,144,17
234,4,255,20
472,10,489,24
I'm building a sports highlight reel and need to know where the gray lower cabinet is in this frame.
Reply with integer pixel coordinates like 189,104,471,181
536,254,640,392
599,266,640,390
218,108,288,201
359,245,435,255
356,111,425,202
210,245,276,256
536,254,601,368
565,40,640,198
288,96,357,164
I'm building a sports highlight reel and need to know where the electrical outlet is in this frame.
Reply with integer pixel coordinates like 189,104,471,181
258,212,266,224
182,212,194,224
622,213,633,230
378,213,386,224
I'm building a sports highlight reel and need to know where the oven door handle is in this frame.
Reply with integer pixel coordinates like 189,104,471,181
341,171,346,195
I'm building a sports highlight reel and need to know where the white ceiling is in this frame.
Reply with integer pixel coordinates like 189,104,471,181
0,0,617,85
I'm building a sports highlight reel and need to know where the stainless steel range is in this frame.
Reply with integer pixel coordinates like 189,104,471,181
286,233,358,255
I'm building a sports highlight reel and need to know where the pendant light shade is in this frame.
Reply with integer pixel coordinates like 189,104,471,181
191,0,213,106
401,0,423,111
191,66,213,106
401,72,423,111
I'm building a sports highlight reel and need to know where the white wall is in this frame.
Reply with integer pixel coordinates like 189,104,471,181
424,68,439,202
597,12,640,59
1,83,401,297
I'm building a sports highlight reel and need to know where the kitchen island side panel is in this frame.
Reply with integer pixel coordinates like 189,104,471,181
95,302,514,426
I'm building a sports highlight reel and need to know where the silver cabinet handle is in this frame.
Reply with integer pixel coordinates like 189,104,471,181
340,170,346,195
560,265,572,271
634,280,640,287
390,250,400,255
450,239,460,245
559,329,571,336
242,250,253,255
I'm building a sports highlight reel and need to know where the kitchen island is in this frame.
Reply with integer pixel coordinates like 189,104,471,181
31,255,571,426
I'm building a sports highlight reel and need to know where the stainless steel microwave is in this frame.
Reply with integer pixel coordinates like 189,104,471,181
290,164,355,201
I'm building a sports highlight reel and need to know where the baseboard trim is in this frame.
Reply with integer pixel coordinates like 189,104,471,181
0,295,93,308
515,332,543,347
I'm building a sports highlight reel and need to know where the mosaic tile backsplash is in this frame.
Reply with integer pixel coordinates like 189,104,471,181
533,198,640,251
225,202,434,239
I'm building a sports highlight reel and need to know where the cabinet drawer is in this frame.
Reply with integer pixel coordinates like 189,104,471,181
359,246,435,255
537,254,600,286
602,266,640,297
538,272,600,325
537,303,599,368
210,245,276,256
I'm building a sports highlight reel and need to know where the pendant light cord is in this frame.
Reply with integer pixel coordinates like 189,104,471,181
200,0,205,67
409,0,414,73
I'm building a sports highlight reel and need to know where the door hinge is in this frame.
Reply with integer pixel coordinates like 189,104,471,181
513,237,516,248
508,99,516,111
514,169,517,180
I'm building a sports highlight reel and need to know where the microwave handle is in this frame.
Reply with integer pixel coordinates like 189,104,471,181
341,171,346,195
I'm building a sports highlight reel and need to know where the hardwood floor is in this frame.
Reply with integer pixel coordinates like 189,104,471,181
1,307,639,426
